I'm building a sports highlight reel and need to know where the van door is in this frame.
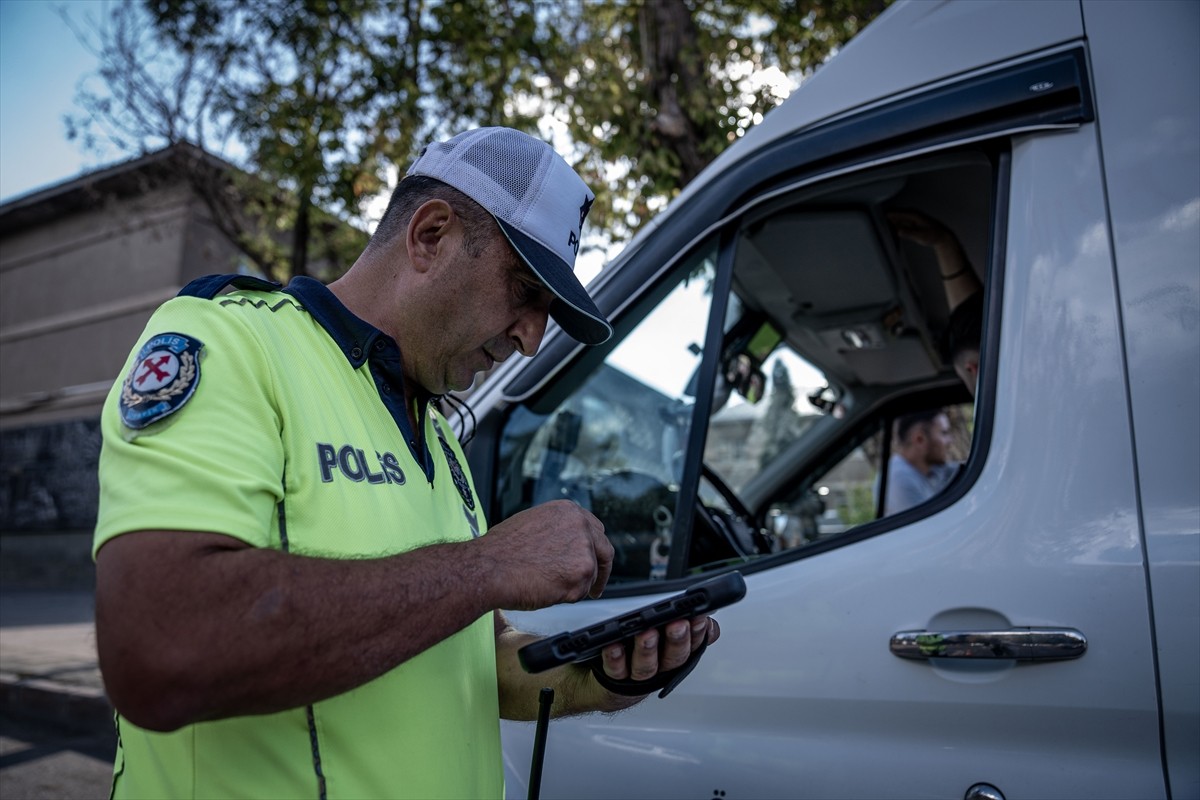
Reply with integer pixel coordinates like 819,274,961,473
474,47,1165,800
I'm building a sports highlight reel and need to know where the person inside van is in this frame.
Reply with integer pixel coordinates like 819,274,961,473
882,408,958,516
888,210,983,396
943,290,983,397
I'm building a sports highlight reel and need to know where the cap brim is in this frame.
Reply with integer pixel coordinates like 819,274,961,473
496,218,613,346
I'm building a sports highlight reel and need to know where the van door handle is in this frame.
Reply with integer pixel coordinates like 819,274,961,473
889,629,1087,661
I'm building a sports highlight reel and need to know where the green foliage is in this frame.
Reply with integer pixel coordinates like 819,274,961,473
67,0,891,279
543,0,892,245
839,482,877,527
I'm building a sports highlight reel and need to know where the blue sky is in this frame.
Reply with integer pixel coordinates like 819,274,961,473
0,0,119,203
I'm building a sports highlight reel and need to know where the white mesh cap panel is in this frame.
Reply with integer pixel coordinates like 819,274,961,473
458,130,548,221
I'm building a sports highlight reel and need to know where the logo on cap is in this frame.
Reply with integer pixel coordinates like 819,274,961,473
569,195,595,257
579,195,594,228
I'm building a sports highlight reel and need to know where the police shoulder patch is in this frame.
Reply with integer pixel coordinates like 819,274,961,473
119,332,204,429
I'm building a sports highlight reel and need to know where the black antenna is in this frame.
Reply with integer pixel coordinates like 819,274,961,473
527,687,554,800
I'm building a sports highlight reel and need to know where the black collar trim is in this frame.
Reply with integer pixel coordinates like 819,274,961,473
283,276,387,369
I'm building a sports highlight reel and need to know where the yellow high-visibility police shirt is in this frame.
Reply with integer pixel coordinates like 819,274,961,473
94,275,501,799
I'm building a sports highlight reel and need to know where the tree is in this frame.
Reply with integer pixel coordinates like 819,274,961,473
66,0,891,280
67,0,406,279
536,0,891,245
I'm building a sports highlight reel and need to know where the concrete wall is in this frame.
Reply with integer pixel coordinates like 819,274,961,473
0,149,355,587
0,531,97,590
0,162,243,589
0,181,243,429
1,184,190,325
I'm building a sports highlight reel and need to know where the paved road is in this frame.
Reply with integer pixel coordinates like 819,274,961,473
0,711,114,800
0,590,103,695
0,589,113,800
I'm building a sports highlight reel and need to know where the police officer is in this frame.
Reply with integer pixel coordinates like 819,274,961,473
94,128,720,799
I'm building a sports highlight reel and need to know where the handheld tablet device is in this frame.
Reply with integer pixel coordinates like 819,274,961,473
517,571,746,674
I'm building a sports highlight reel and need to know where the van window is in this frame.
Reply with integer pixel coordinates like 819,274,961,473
492,145,998,583
756,400,974,552
687,149,992,571
494,239,720,583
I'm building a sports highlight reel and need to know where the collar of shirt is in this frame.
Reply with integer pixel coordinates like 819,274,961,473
284,276,437,479
283,276,394,367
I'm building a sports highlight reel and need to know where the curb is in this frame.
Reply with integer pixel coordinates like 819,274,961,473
0,672,112,734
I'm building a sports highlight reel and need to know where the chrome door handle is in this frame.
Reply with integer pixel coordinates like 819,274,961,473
890,628,1087,661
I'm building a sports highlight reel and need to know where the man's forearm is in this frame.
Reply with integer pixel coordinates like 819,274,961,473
96,531,498,731
97,499,614,731
494,622,643,721
934,240,983,309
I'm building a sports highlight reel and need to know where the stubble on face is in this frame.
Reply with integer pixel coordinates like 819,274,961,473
924,414,952,465
429,234,553,394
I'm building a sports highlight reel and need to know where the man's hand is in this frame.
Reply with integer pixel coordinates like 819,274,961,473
487,503,721,714
887,209,953,248
888,208,982,308
481,500,614,610
599,615,720,684
494,611,723,719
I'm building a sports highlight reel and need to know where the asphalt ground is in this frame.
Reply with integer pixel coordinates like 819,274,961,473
0,590,111,730
0,710,115,800
0,590,114,798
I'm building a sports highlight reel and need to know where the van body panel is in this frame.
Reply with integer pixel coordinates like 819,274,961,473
1084,1,1200,796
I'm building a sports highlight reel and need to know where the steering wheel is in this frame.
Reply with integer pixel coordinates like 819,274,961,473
692,464,774,564
701,463,757,525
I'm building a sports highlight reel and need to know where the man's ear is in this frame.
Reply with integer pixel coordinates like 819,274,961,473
407,199,455,274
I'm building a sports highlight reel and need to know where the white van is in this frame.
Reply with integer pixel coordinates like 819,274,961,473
463,2,1200,798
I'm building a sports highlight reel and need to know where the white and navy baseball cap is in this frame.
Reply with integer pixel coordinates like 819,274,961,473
407,127,613,346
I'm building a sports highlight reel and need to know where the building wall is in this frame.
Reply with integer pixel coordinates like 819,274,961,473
0,152,357,579
1,184,189,326
0,182,243,429
0,173,243,554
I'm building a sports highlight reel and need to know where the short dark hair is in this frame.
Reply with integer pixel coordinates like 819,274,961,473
944,291,983,364
369,175,496,258
894,408,944,444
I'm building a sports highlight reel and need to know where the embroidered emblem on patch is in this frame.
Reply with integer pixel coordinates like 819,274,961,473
438,438,476,511
119,333,204,429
